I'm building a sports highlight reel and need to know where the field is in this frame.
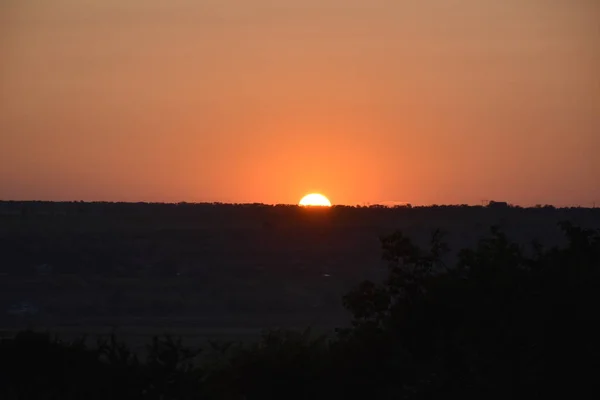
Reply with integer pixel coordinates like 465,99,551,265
1,201,599,347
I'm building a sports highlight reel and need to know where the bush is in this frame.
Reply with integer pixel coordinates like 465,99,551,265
1,222,598,399
338,222,600,398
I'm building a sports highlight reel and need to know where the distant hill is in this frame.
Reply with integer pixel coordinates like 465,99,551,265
1,201,599,331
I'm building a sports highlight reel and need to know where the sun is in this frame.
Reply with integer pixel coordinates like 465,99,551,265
299,193,332,207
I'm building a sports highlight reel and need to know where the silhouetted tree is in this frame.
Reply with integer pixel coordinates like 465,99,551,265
339,221,600,398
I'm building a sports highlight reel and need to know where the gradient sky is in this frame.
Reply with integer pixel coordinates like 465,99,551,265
1,0,599,206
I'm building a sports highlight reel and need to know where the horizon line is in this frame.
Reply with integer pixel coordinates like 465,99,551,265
0,199,597,209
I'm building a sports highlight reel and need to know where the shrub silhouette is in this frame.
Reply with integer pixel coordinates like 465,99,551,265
208,328,332,400
338,222,600,398
0,331,107,399
1,222,598,399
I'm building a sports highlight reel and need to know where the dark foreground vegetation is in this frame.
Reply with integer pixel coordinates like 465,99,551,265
1,221,598,399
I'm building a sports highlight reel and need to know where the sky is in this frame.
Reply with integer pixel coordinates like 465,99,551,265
1,0,599,206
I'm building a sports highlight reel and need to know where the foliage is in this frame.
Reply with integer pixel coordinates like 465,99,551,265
339,221,600,398
1,222,598,399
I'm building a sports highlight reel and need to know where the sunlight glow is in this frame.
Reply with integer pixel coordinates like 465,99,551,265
299,193,332,207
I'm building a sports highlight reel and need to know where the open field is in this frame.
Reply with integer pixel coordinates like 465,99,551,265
2,202,599,345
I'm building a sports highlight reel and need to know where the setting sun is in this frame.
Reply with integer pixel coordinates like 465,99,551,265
299,193,332,207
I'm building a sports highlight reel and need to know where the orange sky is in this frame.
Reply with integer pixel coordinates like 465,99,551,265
1,0,599,206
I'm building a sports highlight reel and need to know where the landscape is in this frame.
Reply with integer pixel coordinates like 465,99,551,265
0,201,600,398
2,0,598,398
1,201,599,398
3,201,598,336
